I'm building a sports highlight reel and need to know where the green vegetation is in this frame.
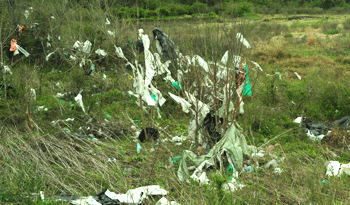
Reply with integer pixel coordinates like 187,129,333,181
1,0,350,204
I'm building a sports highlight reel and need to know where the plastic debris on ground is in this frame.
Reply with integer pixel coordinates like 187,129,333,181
294,72,301,80
156,197,180,205
138,127,160,142
178,122,250,182
30,88,36,101
325,161,350,177
222,177,246,192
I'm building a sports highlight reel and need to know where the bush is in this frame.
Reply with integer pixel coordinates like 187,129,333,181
159,6,171,16
322,21,338,33
343,18,350,30
190,2,208,14
207,11,219,19
325,29,339,35
237,2,252,16
284,33,293,38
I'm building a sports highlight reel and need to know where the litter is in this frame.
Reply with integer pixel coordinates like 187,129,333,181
108,30,115,37
171,81,182,91
138,127,159,142
74,92,86,113
1,63,12,75
30,88,36,101
178,122,250,182
172,156,182,163
15,43,30,57
137,142,142,153
326,161,341,176
294,72,301,80
153,28,178,59
222,177,246,192
236,33,251,49
105,18,110,25
95,49,107,57
156,197,180,205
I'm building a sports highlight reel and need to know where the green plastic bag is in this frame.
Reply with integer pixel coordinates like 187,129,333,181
172,81,182,91
243,65,252,96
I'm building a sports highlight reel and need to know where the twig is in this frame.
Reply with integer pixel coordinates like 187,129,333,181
259,128,294,149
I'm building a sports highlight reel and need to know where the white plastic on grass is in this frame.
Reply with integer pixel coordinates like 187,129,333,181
104,185,168,204
95,49,107,57
105,17,110,25
15,44,30,57
236,33,251,49
326,161,341,176
251,61,263,71
222,178,246,192
107,30,115,37
74,93,86,113
150,84,166,106
71,196,101,205
306,130,325,141
294,72,301,80
168,92,191,113
156,197,180,205
82,40,92,53
46,51,56,61
266,72,282,80
293,117,303,123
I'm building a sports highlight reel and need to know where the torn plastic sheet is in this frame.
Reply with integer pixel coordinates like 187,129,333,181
104,185,168,204
30,88,36,101
107,30,115,37
294,72,301,80
150,84,166,106
326,161,341,176
168,92,191,113
266,72,282,80
95,49,107,57
236,33,251,49
192,55,209,72
154,53,171,76
293,117,303,124
70,196,101,205
307,130,325,141
105,17,110,25
222,178,246,192
221,51,229,65
133,69,156,106
46,50,56,61
74,93,86,113
82,41,92,53
15,44,30,57
185,91,210,120
191,171,210,185
251,61,263,71
114,46,128,61
156,197,180,205
178,122,250,182
1,63,12,75
152,28,178,59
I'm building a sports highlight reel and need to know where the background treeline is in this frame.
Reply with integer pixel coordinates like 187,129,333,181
70,0,350,19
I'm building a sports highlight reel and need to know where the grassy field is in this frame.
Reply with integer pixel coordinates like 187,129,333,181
1,3,350,204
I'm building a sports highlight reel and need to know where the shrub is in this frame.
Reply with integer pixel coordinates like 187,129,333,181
159,6,171,17
207,11,219,19
190,2,208,14
343,18,350,30
325,29,339,35
284,33,293,38
237,2,252,16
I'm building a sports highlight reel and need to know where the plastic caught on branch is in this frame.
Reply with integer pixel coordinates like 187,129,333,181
221,51,229,65
192,55,209,72
1,63,12,75
14,44,30,57
107,30,115,37
95,49,107,57
168,92,191,113
114,46,128,61
236,33,251,49
82,40,92,53
152,28,178,59
74,92,86,113
30,88,36,101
